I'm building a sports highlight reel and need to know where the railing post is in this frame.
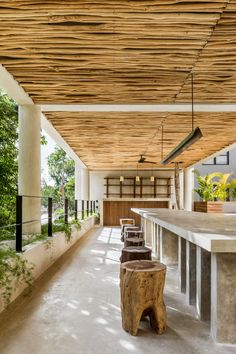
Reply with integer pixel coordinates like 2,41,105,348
81,200,84,220
90,200,93,215
48,197,53,237
82,200,84,220
16,195,23,252
65,198,68,224
93,200,95,213
75,199,78,220
87,200,89,217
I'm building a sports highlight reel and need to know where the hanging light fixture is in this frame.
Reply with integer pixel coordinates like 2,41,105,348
161,72,203,165
136,164,140,182
150,166,155,182
119,166,124,182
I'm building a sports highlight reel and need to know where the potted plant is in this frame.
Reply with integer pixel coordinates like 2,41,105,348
194,172,231,213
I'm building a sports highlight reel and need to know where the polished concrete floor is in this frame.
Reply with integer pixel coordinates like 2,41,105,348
0,227,235,354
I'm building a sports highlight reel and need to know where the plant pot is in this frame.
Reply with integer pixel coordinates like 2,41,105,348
194,201,223,213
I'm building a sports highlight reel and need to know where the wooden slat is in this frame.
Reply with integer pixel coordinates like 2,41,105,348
103,200,169,226
1,1,236,169
45,111,236,169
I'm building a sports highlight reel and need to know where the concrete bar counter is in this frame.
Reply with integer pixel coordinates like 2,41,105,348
131,208,236,345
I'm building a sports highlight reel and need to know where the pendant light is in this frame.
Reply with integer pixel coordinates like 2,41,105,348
120,166,124,182
150,166,155,182
161,72,203,165
135,164,140,182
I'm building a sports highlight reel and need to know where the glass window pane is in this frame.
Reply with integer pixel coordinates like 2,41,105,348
203,158,214,165
215,154,228,165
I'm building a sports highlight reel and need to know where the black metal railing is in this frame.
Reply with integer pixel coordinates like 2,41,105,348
0,195,99,253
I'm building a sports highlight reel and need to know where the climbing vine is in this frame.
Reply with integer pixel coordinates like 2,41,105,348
0,248,34,308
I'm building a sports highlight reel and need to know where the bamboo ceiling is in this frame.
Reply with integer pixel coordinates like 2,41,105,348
1,1,236,169
46,111,236,169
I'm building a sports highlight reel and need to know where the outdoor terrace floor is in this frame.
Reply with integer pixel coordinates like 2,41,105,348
0,227,235,354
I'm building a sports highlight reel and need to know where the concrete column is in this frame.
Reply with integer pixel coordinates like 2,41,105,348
178,237,186,293
184,167,194,211
196,246,211,321
211,253,236,344
186,241,197,305
156,225,161,260
75,166,89,219
160,227,178,265
152,223,159,258
76,167,89,200
18,105,41,234
145,219,152,247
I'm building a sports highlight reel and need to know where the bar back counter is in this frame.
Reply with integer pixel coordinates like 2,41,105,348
132,208,236,345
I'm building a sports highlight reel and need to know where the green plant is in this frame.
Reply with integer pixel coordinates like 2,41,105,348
229,179,236,200
194,171,222,201
53,219,72,243
94,212,100,225
71,219,81,231
213,173,232,201
0,248,34,308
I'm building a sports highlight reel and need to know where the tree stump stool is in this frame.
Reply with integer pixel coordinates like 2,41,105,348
120,260,166,336
121,226,139,242
125,230,144,240
120,246,152,263
124,237,145,247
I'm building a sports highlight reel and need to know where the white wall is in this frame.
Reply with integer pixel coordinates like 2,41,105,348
0,216,95,313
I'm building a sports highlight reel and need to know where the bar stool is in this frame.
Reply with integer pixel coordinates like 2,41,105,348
121,226,139,242
120,260,167,336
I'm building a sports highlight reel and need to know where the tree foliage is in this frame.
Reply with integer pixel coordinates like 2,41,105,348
0,90,18,226
41,147,75,207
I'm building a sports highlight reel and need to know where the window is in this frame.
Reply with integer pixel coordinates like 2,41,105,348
203,151,229,166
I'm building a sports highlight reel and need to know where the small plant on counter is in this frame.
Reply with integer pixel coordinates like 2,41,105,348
0,248,34,308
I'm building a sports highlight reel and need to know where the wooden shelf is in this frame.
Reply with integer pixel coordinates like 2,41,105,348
104,176,172,199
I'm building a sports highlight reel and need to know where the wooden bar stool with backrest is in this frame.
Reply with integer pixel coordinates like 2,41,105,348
120,219,135,241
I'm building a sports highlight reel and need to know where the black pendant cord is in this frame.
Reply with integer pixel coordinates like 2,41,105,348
191,72,194,131
161,125,164,160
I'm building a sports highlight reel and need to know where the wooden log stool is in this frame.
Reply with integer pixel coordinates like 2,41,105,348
124,237,145,247
120,246,152,263
121,226,139,242
125,230,144,240
120,260,167,336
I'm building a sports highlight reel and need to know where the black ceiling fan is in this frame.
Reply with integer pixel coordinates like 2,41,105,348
138,155,156,164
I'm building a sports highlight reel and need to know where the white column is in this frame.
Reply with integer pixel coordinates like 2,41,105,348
18,105,41,234
75,166,89,218
184,168,194,211
76,167,89,200
74,162,80,201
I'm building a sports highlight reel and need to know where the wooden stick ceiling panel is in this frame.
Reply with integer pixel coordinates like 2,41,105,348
45,111,236,170
0,0,234,103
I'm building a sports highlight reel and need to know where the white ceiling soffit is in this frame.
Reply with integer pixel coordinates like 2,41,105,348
0,64,86,168
40,103,236,112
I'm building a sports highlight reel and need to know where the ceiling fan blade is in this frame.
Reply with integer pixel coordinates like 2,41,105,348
143,160,156,164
